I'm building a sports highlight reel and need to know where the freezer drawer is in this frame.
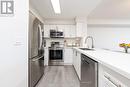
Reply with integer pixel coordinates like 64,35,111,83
29,57,44,87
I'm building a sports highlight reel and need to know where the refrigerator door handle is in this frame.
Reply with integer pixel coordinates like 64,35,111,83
38,24,43,50
32,54,44,61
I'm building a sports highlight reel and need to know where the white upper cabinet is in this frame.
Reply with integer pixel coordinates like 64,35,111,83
75,17,87,38
44,25,50,38
70,25,76,38
56,25,64,32
44,24,76,38
64,25,76,38
50,25,57,30
44,18,87,38
76,22,83,37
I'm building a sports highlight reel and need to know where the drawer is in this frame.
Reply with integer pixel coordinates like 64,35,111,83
103,72,127,87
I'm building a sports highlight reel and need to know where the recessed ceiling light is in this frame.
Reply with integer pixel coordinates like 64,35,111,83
51,0,61,14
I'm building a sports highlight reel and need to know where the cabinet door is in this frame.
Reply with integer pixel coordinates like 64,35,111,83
64,25,76,38
72,50,81,80
72,50,75,65
50,25,56,30
70,25,76,38
57,25,64,32
44,48,49,65
44,25,50,38
98,64,129,87
75,51,78,76
73,50,77,70
77,52,81,79
64,48,73,65
64,25,70,38
76,23,83,37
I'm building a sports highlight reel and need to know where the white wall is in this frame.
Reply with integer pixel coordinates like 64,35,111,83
88,24,130,52
88,0,130,19
0,0,28,87
88,19,130,25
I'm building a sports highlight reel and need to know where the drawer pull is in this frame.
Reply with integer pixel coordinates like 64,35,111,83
104,75,121,87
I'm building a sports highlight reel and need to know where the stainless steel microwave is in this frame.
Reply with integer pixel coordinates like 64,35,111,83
50,30,64,38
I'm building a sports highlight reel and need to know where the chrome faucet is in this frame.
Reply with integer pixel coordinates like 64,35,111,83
85,36,94,49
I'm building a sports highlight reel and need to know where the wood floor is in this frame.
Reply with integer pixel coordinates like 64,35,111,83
36,66,80,87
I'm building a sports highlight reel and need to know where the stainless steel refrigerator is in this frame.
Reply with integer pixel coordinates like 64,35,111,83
29,12,44,87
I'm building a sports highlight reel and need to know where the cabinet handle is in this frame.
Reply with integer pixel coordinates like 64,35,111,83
104,75,121,87
76,51,77,56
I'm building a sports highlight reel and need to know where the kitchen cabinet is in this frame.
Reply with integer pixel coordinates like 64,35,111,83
98,64,130,87
75,17,87,38
56,25,64,32
64,25,76,38
73,49,81,80
73,50,76,70
64,48,73,65
73,47,130,87
76,51,81,79
44,47,49,65
70,25,76,38
76,22,83,37
44,24,76,38
49,25,57,29
44,25,50,38
44,25,63,38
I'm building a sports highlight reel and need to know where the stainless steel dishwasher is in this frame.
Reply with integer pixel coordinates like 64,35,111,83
81,54,98,87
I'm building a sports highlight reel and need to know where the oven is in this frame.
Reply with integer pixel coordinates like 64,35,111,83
49,47,63,65
49,48,63,60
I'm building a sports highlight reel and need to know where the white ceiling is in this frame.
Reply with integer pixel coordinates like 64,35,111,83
30,0,102,19
88,0,130,19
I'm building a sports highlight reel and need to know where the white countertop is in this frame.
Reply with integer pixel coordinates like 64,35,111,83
73,47,130,80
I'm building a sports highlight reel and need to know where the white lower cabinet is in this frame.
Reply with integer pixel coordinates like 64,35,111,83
99,64,130,87
44,48,49,65
73,49,81,80
76,51,81,80
73,50,76,70
64,48,73,65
